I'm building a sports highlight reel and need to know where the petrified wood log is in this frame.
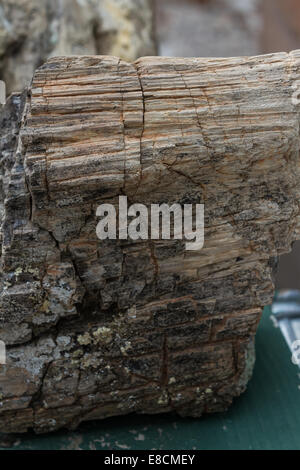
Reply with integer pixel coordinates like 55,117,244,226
1,51,300,433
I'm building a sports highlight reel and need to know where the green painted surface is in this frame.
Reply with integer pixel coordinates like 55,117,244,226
2,305,300,450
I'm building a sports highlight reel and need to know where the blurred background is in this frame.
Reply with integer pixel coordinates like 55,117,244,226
1,0,300,288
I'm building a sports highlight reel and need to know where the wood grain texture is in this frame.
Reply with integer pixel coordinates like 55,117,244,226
1,51,300,433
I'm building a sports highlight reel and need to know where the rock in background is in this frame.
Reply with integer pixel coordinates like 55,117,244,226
0,0,156,94
262,0,300,54
155,0,262,58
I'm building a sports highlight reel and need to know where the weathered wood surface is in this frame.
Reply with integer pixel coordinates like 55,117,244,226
1,51,300,433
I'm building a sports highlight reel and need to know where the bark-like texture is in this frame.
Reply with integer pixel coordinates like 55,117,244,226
1,51,300,433
0,0,156,94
